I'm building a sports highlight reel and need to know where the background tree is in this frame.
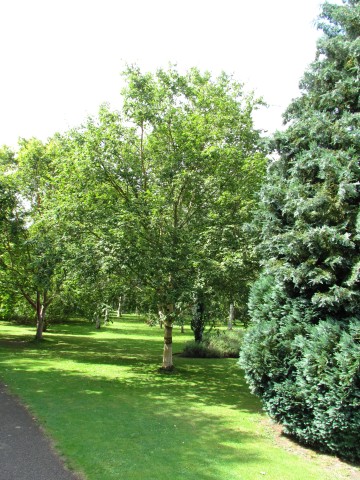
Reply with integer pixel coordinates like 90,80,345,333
240,0,360,461
0,138,66,339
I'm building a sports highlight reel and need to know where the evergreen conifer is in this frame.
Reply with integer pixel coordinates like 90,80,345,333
240,0,360,460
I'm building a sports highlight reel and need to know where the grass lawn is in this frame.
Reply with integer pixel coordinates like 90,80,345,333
0,315,358,480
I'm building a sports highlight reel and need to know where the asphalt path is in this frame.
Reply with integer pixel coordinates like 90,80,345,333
0,382,82,480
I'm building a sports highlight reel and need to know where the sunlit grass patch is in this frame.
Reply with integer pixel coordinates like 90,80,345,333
0,315,356,480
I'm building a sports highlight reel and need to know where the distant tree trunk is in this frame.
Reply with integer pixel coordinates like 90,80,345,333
35,308,45,340
35,293,48,340
20,290,51,340
158,308,164,328
162,304,174,370
33,291,52,340
42,317,48,332
117,296,122,318
228,302,235,330
103,305,109,325
178,305,185,333
191,293,205,342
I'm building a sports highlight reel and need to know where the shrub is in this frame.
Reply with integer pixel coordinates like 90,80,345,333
182,329,244,358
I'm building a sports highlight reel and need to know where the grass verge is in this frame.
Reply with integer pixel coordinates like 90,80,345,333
0,315,358,480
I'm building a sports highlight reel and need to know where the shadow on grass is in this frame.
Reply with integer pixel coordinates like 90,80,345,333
47,314,150,334
2,316,352,480
0,364,263,480
0,334,259,414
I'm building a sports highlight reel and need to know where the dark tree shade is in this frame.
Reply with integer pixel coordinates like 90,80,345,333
240,0,360,461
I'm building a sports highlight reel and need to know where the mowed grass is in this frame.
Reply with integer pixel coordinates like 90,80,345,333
0,315,356,480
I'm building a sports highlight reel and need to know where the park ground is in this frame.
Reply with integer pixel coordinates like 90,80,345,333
0,315,359,480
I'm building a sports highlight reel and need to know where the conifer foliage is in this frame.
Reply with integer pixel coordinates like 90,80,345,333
240,0,360,460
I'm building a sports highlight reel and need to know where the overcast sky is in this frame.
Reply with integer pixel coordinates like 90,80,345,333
1,0,328,148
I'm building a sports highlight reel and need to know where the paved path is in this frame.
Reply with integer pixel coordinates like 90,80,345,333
0,382,82,480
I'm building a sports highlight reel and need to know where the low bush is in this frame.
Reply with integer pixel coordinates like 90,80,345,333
182,329,244,358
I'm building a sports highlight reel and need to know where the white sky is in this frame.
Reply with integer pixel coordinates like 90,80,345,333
0,0,327,148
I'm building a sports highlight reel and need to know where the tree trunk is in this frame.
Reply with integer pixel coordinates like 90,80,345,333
191,298,205,342
158,308,164,329
228,302,235,330
103,305,109,325
35,316,44,340
117,296,122,318
43,315,48,332
35,303,46,340
21,290,51,340
162,304,174,370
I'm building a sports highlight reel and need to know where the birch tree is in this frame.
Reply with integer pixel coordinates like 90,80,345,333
59,66,266,368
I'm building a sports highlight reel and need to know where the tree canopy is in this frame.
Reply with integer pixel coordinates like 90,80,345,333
0,138,66,338
0,66,266,366
54,66,266,368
